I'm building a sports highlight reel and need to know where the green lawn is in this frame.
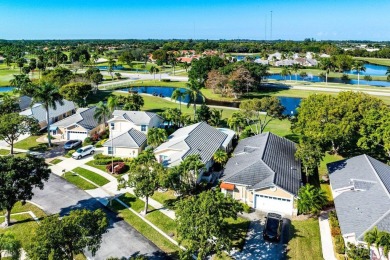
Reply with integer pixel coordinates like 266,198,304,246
318,152,344,178
63,171,98,190
85,160,109,172
49,158,63,164
321,183,334,205
109,194,179,256
13,135,49,152
287,219,322,260
0,149,10,155
0,202,46,249
72,167,110,186
151,190,177,206
226,217,251,250
355,57,390,66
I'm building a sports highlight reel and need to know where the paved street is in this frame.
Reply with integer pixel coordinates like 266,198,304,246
31,174,168,260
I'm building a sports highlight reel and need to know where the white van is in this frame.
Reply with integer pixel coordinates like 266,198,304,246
72,145,95,160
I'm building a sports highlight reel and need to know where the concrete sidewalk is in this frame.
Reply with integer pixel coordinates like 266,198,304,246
319,212,337,260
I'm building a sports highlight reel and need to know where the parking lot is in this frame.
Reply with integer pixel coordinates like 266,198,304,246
232,213,290,260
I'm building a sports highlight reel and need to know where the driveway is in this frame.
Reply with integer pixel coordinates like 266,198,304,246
44,142,67,159
31,174,168,260
232,216,289,260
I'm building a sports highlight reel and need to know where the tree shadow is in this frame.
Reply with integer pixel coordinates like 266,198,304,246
285,220,301,259
283,134,300,143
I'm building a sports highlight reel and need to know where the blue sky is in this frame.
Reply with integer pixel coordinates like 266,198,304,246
0,0,389,40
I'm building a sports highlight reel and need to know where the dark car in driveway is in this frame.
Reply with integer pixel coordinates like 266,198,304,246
64,140,82,150
263,213,283,242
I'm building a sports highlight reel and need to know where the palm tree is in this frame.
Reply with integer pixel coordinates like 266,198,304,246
227,112,246,134
209,109,223,127
147,128,167,147
149,66,157,80
319,58,333,85
107,96,119,112
32,82,64,147
92,53,100,67
364,227,382,258
94,101,110,125
280,66,291,81
185,81,203,120
352,61,366,86
107,57,116,80
297,185,328,215
291,63,301,81
9,74,31,92
170,58,177,75
171,89,186,112
213,149,228,169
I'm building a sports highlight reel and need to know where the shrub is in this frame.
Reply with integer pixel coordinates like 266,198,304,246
161,78,171,82
93,153,123,165
331,226,341,237
106,162,127,174
65,149,76,158
83,137,92,146
91,133,100,142
100,130,109,139
334,235,345,254
95,139,107,148
241,203,252,213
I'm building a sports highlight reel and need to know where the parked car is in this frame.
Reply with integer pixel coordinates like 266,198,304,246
64,139,82,150
72,145,95,160
263,213,283,242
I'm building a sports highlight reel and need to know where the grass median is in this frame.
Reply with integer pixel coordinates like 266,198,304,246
72,167,110,186
63,171,97,190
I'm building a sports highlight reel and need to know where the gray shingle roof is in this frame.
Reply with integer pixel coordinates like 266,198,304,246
103,128,146,148
222,132,302,195
22,99,75,124
52,106,101,131
154,122,228,167
328,155,390,242
111,110,161,125
18,96,32,111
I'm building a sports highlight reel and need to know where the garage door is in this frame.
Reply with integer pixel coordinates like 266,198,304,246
67,131,88,141
254,194,293,216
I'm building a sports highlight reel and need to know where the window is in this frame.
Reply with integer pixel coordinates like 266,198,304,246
110,122,115,130
108,147,113,155
141,125,147,131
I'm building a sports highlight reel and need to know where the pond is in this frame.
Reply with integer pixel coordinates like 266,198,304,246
345,63,389,76
120,86,301,115
0,86,15,92
267,74,390,87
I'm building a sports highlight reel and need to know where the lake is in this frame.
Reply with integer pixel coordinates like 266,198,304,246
0,87,15,92
345,63,389,76
121,86,301,115
267,74,390,87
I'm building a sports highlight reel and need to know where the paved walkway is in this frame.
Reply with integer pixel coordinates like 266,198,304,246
319,212,337,260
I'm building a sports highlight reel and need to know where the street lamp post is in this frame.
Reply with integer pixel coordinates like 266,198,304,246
111,124,114,174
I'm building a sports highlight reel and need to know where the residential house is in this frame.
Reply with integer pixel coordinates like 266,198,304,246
328,155,390,247
154,122,234,181
220,133,302,216
267,52,282,61
103,110,163,157
50,106,105,141
18,96,33,111
275,59,296,67
20,99,76,131
254,58,269,65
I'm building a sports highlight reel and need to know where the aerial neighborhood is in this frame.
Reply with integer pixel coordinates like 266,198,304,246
1,2,390,260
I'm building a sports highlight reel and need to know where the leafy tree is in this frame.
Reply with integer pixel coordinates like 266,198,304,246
171,89,186,112
205,69,228,95
297,185,328,215
119,151,166,215
27,209,108,260
0,155,50,226
147,128,167,147
295,138,324,183
107,95,119,112
122,93,144,111
84,67,100,79
346,243,370,260
228,65,255,95
31,82,64,147
0,94,19,115
118,51,134,68
0,113,39,154
161,108,182,127
0,233,21,260
94,101,110,124
107,57,116,80
69,47,91,62
60,83,92,107
16,58,26,73
90,72,103,92
195,104,211,122
42,67,73,86
209,109,223,127
352,61,366,86
240,97,285,134
175,189,243,259
9,74,31,93
188,56,225,84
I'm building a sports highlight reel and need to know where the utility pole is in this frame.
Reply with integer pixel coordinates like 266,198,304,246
270,11,273,41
